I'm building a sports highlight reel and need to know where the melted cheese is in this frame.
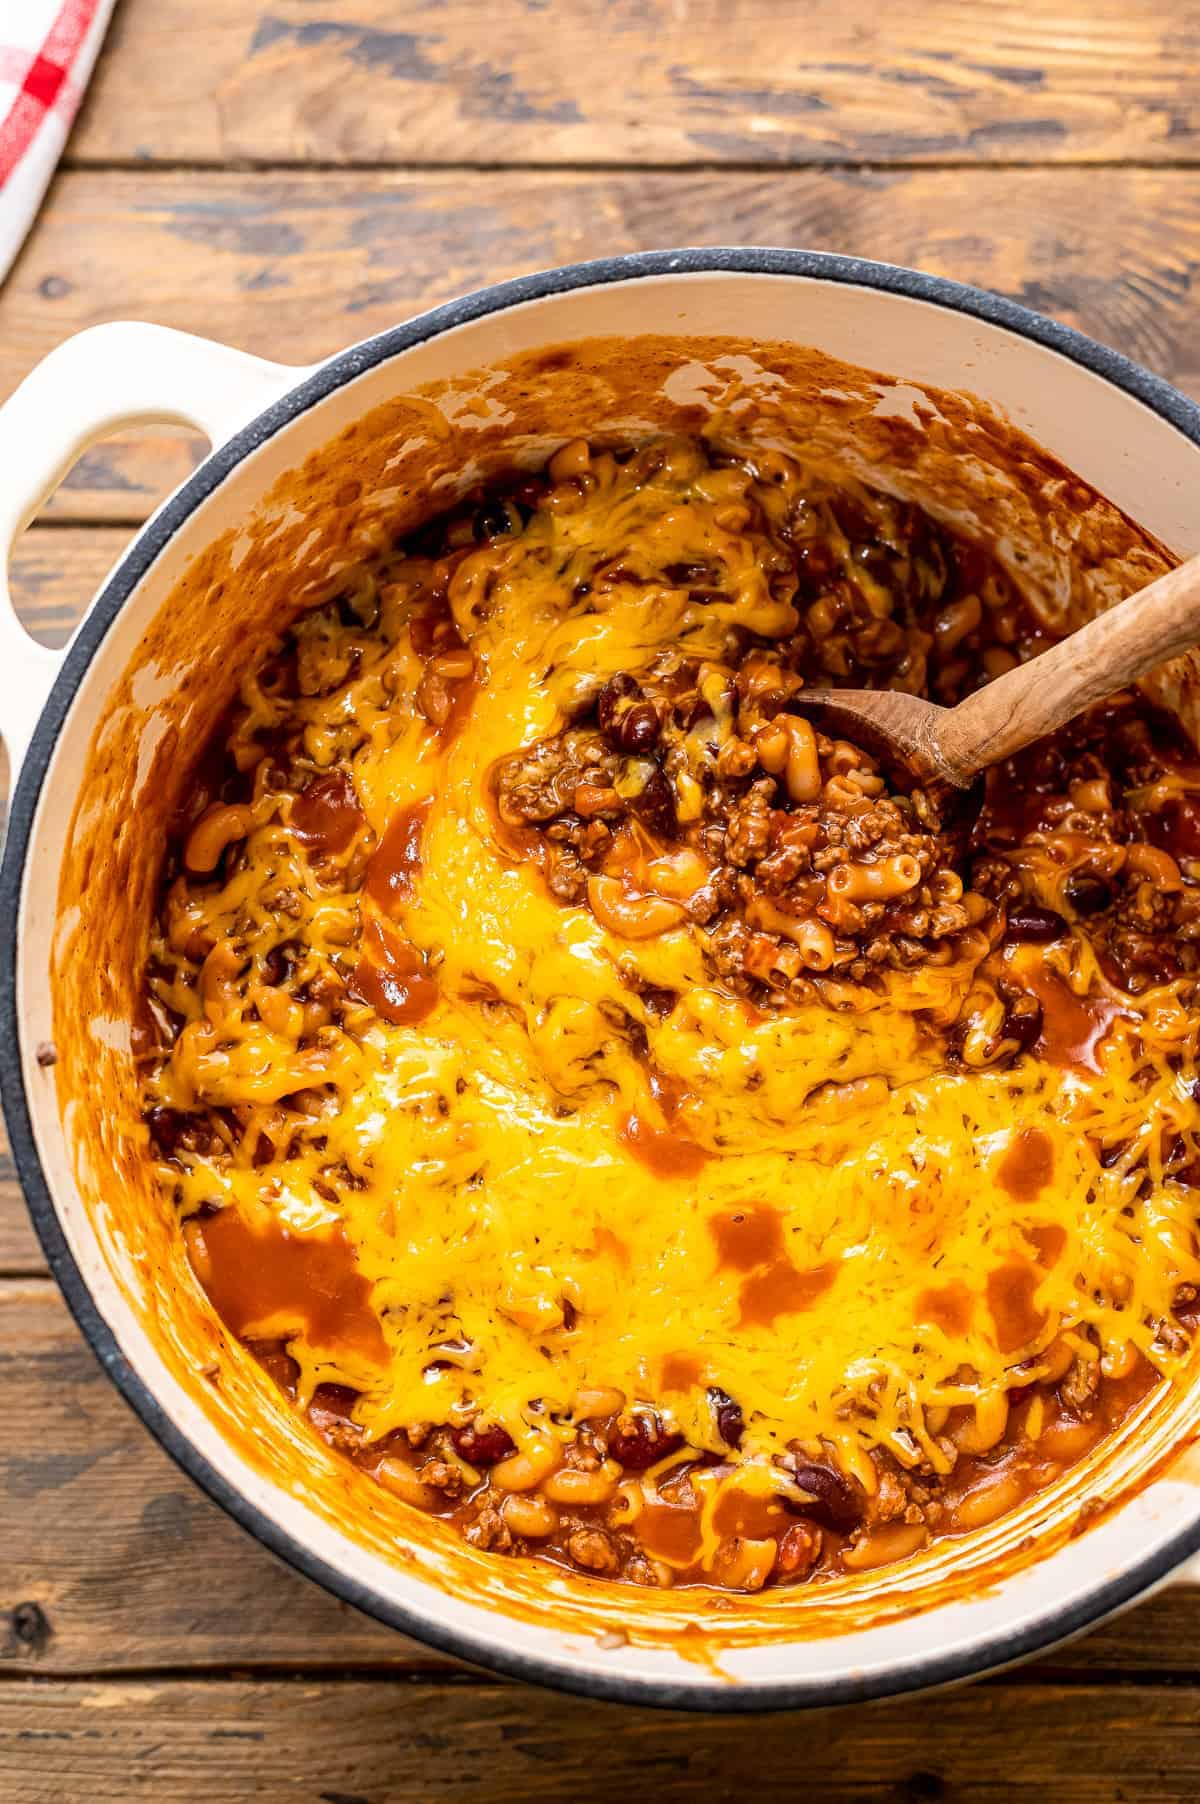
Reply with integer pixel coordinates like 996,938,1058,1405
147,440,1200,1477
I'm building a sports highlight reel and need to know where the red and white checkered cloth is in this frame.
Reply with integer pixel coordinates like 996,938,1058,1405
0,0,114,283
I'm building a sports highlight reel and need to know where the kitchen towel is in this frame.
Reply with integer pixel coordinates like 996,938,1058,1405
0,0,114,283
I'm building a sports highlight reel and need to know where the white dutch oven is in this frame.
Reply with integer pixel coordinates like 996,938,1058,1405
4,250,1200,1711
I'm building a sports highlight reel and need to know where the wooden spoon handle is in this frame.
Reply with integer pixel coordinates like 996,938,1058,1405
934,549,1200,783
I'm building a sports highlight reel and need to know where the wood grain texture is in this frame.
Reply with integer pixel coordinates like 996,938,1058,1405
3,1674,1200,1802
31,430,207,528
0,1279,1199,1681
6,165,1200,526
70,0,1200,168
0,1146,39,1278
0,1282,432,1674
9,527,133,650
0,1150,42,1278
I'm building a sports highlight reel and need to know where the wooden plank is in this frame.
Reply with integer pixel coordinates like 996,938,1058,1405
0,1146,42,1278
1,1278,1200,1680
3,1675,1200,1802
7,165,1200,527
33,430,207,529
9,527,132,652
70,0,1200,168
0,1281,434,1674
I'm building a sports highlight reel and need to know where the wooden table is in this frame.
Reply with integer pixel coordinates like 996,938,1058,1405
6,4,1200,1795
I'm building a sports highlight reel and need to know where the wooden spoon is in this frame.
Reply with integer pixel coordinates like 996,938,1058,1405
794,553,1200,792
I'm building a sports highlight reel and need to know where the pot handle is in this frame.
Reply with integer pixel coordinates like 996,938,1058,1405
0,321,306,781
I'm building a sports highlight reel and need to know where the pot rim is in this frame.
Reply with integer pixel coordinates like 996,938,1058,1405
6,245,1200,1712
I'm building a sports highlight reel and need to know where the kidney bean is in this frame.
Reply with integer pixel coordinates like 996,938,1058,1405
791,540,838,600
630,766,677,838
597,672,639,730
450,1422,517,1466
677,692,719,731
775,1521,823,1580
145,1106,215,1159
251,1132,276,1170
510,477,547,516
709,1387,745,1450
310,1382,360,1424
785,1459,866,1533
615,702,661,753
597,676,662,757
146,1106,188,1157
1003,905,1067,944
608,1413,684,1471
1064,874,1112,916
262,942,298,986
1149,794,1200,859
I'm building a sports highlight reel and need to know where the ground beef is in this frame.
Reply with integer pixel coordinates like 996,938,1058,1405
493,655,997,1005
566,1527,620,1574
462,1503,513,1553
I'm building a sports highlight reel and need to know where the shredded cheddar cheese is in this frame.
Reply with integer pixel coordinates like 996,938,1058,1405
145,435,1200,1515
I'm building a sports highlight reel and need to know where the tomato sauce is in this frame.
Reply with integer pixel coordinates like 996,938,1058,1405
291,770,364,854
916,1280,975,1336
352,914,438,1025
987,1261,1047,1354
660,1352,704,1392
709,1205,786,1271
620,1070,709,1178
737,1258,838,1330
186,1209,386,1365
1026,965,1126,1073
996,1126,1055,1200
619,1111,710,1178
708,1206,838,1329
364,799,432,914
